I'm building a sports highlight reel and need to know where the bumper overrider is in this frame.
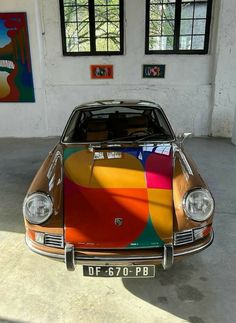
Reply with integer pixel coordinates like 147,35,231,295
25,229,214,272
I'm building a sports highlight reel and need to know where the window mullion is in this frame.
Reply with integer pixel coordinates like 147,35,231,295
204,0,213,53
119,0,124,54
174,0,182,52
89,0,96,54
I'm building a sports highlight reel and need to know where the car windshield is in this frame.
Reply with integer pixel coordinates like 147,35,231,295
62,106,174,143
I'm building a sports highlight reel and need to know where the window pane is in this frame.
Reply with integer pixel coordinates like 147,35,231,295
96,38,108,51
194,3,207,18
163,3,175,20
108,22,120,37
76,0,88,5
79,38,91,51
108,38,120,51
64,0,76,4
94,0,107,4
150,20,162,36
150,4,162,20
77,6,89,22
180,19,193,35
95,22,107,37
64,6,77,22
95,0,119,5
78,23,90,38
66,37,79,52
65,22,77,38
181,3,194,19
108,6,120,22
192,35,205,49
193,19,206,34
95,5,107,22
162,20,175,35
149,36,174,50
179,35,192,50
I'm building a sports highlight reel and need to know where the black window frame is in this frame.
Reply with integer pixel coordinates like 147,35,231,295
145,0,213,55
59,0,124,56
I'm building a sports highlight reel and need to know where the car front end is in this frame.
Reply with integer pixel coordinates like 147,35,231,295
23,100,214,277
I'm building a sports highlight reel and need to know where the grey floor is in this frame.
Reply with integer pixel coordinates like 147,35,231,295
0,137,235,323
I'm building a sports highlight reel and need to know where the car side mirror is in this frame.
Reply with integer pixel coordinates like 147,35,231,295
177,132,192,147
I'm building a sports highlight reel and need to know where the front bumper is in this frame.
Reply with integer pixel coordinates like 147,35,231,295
25,230,214,271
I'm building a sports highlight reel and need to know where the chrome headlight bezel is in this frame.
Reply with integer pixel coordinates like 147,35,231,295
183,188,214,222
23,192,53,225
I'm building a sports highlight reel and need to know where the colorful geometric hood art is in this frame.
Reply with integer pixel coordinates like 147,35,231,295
64,145,173,249
0,13,35,102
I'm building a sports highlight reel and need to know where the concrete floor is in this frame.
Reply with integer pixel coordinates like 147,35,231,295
0,137,235,323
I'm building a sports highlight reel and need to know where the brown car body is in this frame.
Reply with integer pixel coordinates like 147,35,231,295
23,100,214,272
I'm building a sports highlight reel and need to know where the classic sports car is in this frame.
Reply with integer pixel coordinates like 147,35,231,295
23,100,214,278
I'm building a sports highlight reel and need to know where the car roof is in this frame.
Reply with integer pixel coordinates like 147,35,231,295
73,100,162,111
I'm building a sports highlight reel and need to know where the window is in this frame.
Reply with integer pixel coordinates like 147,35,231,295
145,0,213,54
59,0,124,55
62,106,174,143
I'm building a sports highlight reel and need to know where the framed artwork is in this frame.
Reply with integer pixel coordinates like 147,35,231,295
90,65,113,79
143,64,166,78
0,13,35,102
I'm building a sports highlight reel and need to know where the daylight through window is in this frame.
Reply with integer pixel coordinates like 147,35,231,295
146,0,213,54
60,0,124,55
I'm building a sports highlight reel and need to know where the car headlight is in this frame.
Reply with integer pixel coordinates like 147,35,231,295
23,192,53,224
183,188,214,222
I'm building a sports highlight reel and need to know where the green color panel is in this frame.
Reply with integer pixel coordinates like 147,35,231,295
64,147,85,160
128,216,164,249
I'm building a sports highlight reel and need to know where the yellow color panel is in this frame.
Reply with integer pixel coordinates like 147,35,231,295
64,150,146,188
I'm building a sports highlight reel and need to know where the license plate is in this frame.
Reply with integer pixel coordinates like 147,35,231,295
83,265,155,278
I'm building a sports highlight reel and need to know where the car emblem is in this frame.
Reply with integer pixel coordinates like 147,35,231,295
115,218,123,226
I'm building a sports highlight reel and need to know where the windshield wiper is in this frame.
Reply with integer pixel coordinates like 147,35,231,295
99,134,141,145
88,133,171,147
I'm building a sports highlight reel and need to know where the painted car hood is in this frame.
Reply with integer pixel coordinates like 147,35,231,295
63,144,173,249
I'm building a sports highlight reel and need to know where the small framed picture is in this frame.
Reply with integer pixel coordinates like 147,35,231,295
90,65,113,79
143,64,166,78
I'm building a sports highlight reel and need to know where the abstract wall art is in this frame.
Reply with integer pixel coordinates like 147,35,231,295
90,65,113,79
143,64,165,79
0,13,35,102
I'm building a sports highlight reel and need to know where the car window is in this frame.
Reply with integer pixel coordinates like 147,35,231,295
62,106,174,143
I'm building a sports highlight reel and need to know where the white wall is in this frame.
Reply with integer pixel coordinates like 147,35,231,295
211,0,236,137
0,0,234,138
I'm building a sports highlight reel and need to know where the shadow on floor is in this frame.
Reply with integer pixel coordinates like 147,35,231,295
0,319,26,323
122,251,223,323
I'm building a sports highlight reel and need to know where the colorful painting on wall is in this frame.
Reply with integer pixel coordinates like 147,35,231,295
143,64,166,79
90,65,113,79
0,13,35,102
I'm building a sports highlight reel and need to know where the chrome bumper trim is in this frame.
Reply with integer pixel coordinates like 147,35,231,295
25,236,64,260
162,244,174,270
25,231,214,264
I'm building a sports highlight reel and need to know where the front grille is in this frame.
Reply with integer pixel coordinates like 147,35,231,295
44,234,64,248
174,230,194,246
